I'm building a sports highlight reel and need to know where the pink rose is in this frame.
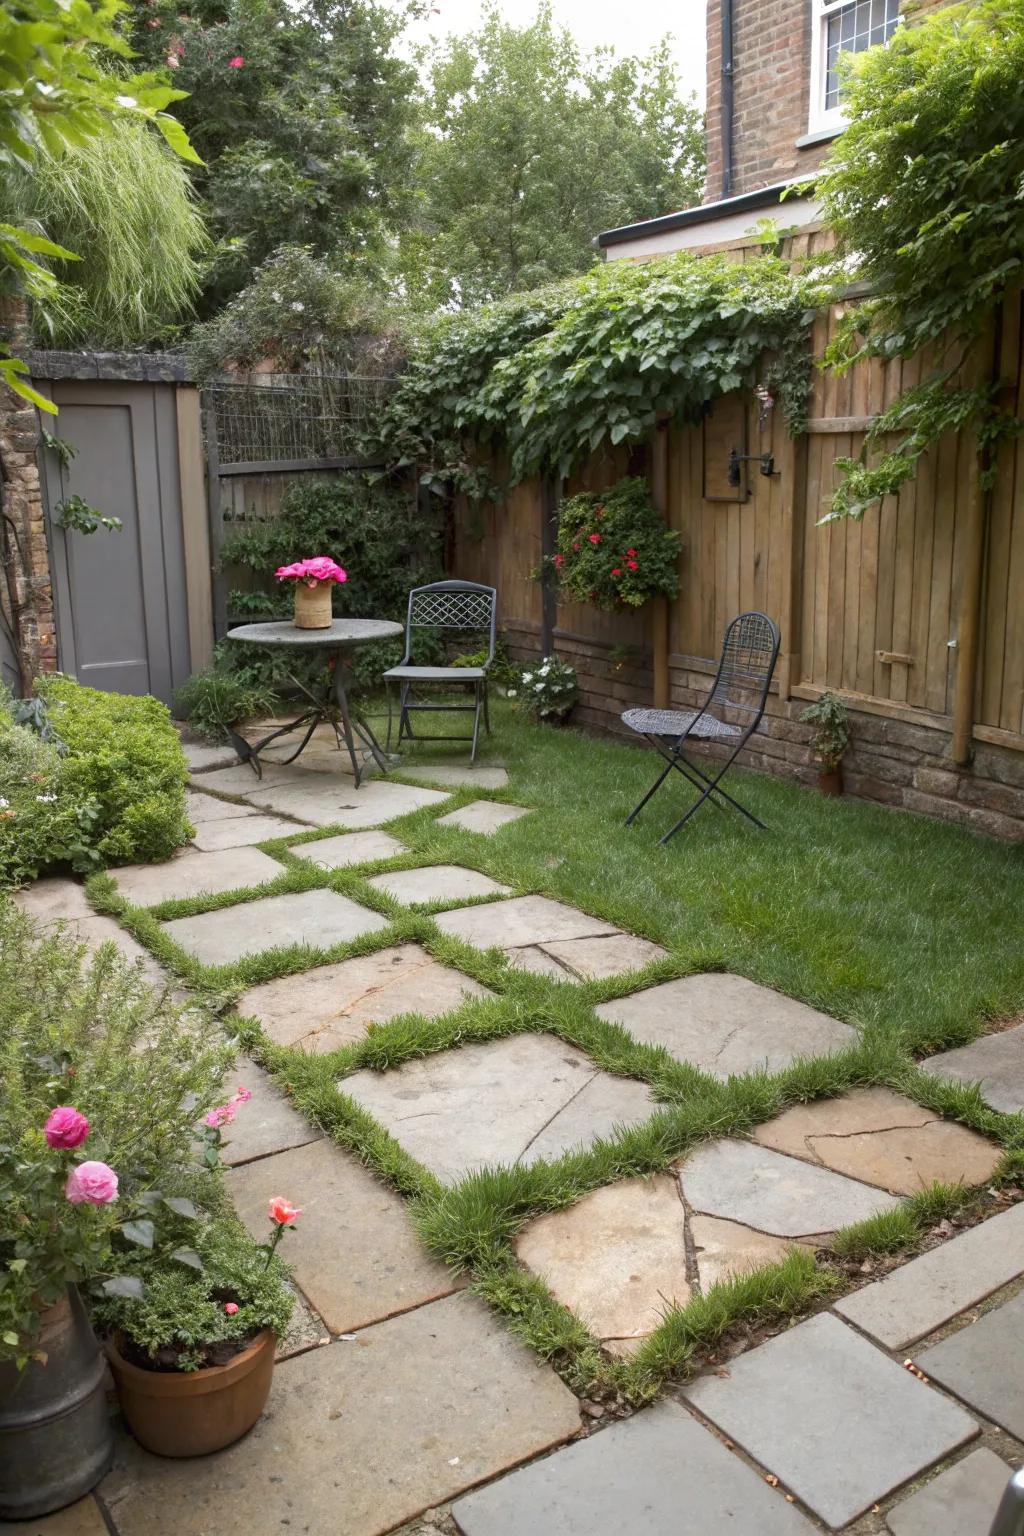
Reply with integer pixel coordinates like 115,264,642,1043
268,1197,301,1226
303,556,347,585
65,1161,119,1206
44,1106,90,1149
228,54,244,67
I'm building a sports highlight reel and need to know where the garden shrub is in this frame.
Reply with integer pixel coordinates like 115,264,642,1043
551,477,681,611
0,702,96,885
174,665,278,742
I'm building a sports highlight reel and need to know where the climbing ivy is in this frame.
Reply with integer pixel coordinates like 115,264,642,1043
379,250,817,490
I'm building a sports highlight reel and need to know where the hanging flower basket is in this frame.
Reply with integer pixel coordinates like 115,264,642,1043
547,478,680,614
275,557,347,629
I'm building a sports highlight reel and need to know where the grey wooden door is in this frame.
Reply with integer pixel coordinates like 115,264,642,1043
39,381,192,704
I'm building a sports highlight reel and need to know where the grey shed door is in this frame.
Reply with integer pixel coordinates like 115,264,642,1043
40,381,192,704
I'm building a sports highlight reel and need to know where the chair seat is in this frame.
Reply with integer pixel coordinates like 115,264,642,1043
383,665,486,682
621,707,741,741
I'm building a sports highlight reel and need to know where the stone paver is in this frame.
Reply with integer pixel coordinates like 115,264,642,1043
752,1088,1002,1195
540,933,668,980
367,864,511,906
102,1292,579,1536
190,762,299,796
917,1289,1024,1439
219,1060,321,1167
276,1286,330,1360
923,1024,1024,1114
12,876,93,923
505,945,573,980
397,761,509,790
180,740,237,772
684,1311,978,1529
437,800,531,835
15,894,167,988
245,776,448,829
112,846,283,907
452,1399,816,1536
163,888,387,967
228,1138,459,1333
678,1138,901,1238
597,973,857,1079
689,1214,801,1290
343,1034,656,1184
238,944,492,1053
514,1177,690,1348
524,1072,659,1165
0,1497,109,1535
835,1202,1024,1348
886,1447,1013,1536
436,894,619,952
185,789,258,823
287,830,407,868
189,812,299,851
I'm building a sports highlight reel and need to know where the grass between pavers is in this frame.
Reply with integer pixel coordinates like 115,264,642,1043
83,704,1024,1401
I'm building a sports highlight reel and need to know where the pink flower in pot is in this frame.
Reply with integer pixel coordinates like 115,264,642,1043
274,557,347,587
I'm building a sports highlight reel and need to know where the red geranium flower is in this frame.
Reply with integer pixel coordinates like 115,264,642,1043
611,568,622,577
588,533,601,545
554,554,564,567
627,559,639,570
626,548,637,557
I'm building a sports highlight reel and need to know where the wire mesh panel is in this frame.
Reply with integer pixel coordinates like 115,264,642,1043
410,587,495,630
205,374,395,466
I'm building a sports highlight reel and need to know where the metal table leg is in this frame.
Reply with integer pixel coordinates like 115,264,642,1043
331,654,395,786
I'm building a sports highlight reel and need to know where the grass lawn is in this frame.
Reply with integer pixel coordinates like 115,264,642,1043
90,700,1024,1400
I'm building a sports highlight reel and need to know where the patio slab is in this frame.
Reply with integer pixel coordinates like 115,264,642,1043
245,776,448,829
917,1289,1024,1439
11,876,93,923
752,1088,1002,1195
596,973,857,1078
237,944,492,1053
227,1138,460,1333
922,1023,1024,1114
678,1138,901,1238
14,894,168,987
397,761,509,790
343,1034,656,1184
190,762,299,796
162,888,388,967
540,933,669,980
504,945,573,980
180,740,237,772
287,830,407,868
514,1176,690,1348
452,1399,816,1536
101,1292,580,1536
435,894,620,952
689,1214,802,1290
185,789,258,823
684,1311,978,1529
0,1496,109,1534
835,1202,1024,1348
886,1447,1013,1536
111,846,283,907
219,1060,321,1167
189,812,300,851
367,864,511,906
437,800,532,835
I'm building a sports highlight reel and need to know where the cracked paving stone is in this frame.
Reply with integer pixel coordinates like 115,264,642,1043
111,846,283,907
219,1060,321,1167
885,1447,1014,1536
13,885,166,986
504,946,571,980
752,1087,1002,1195
367,864,511,906
244,775,449,829
287,830,407,868
689,1214,802,1291
189,813,300,851
185,790,260,824
435,894,620,952
916,1288,1024,1439
922,1023,1024,1115
237,944,492,1053
596,973,856,1078
342,1034,656,1184
162,887,387,967
684,1312,978,1530
678,1138,901,1239
436,800,531,835
535,933,668,980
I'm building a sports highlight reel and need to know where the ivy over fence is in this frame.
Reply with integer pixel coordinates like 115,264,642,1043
378,250,818,492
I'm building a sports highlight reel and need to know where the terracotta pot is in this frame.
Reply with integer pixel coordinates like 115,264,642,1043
106,1329,275,1458
0,1287,113,1519
818,766,844,797
293,581,332,629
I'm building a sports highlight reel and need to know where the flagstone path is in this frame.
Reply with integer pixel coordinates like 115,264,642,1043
14,739,1024,1536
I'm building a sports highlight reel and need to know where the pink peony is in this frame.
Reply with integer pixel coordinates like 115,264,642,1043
65,1161,119,1206
44,1106,89,1149
224,1302,239,1315
275,556,347,586
228,54,244,67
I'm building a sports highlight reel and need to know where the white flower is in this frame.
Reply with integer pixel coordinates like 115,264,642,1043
522,673,533,683
0,797,8,809
506,688,518,697
272,291,282,302
291,301,305,313
115,94,138,108
534,681,544,691
35,793,57,803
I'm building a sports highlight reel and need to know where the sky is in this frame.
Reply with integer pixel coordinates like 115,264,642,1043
401,0,708,103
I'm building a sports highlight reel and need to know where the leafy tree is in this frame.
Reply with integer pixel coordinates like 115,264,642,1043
400,4,705,307
811,0,1024,519
123,0,419,312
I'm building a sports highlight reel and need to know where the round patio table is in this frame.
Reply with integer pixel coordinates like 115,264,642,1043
226,618,403,787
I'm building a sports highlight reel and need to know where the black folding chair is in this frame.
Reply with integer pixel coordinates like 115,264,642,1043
990,1469,1024,1536
383,580,497,763
621,610,780,844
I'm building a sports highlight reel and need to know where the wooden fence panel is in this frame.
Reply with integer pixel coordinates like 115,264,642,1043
980,291,1024,738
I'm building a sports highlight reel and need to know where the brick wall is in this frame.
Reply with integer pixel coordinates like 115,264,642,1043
502,622,1024,843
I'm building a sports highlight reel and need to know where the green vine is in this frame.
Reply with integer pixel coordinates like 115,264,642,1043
53,495,122,536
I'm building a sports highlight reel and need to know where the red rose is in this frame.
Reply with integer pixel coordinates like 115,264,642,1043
627,548,637,557
554,554,564,567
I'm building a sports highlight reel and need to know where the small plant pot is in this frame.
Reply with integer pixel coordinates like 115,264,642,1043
818,766,844,797
106,1329,275,1458
293,582,333,629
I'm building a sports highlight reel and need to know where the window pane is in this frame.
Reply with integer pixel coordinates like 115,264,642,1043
825,0,899,111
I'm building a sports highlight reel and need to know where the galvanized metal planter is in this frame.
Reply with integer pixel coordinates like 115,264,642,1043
0,1288,113,1519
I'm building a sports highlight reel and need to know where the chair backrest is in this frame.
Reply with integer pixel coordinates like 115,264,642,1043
403,580,497,663
697,611,780,736
990,1469,1024,1536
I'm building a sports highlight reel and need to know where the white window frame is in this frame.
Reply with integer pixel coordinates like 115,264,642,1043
808,0,899,137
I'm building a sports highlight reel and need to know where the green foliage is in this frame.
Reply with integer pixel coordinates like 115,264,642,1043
174,667,277,741
799,691,850,771
0,705,101,885
400,3,705,308
380,250,815,487
551,478,680,611
93,1214,294,1370
35,676,191,866
510,656,579,722
53,495,122,536
0,901,229,1362
811,0,1024,518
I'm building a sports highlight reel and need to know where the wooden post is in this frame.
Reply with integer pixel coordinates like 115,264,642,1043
540,471,559,657
203,394,228,644
650,424,670,708
175,386,214,673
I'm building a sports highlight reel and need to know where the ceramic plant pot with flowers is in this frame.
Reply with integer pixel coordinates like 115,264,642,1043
275,556,347,628
799,691,850,796
97,1088,298,1458
511,656,580,725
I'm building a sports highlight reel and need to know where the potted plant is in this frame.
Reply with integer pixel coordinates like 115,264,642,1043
274,556,347,629
510,656,580,724
548,478,681,613
799,691,850,796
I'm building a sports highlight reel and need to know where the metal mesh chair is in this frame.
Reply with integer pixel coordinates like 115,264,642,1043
622,610,780,843
990,1470,1024,1536
383,580,497,762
